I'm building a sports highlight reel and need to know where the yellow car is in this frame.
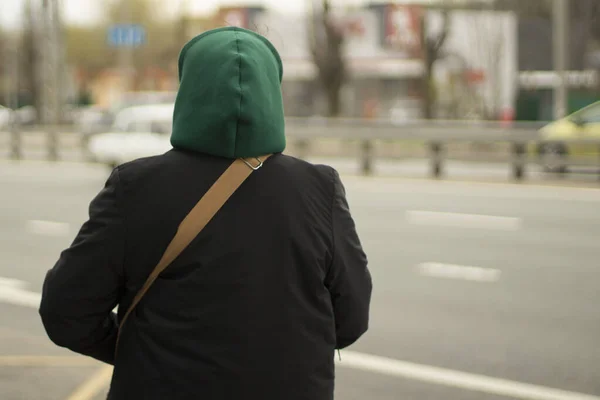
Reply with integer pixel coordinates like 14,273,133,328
537,101,600,172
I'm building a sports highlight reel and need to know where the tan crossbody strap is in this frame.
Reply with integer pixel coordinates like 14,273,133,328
114,155,272,357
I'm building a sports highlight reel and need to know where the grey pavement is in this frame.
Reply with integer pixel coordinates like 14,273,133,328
0,160,599,399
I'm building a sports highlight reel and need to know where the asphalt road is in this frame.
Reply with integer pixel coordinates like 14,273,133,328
0,159,599,400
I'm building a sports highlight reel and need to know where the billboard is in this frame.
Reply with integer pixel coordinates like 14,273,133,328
383,5,424,58
215,7,249,28
214,7,264,30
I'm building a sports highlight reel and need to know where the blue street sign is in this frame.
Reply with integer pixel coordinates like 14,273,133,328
107,24,146,47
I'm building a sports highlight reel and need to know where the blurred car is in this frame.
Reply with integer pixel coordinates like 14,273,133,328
75,105,115,137
113,91,177,109
107,91,178,120
537,101,600,172
14,106,37,125
78,91,178,137
0,106,15,129
88,103,174,168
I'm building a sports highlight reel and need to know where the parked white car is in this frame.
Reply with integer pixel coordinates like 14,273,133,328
75,105,114,137
0,106,14,129
88,103,174,168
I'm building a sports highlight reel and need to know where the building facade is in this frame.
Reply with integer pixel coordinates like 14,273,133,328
209,4,426,119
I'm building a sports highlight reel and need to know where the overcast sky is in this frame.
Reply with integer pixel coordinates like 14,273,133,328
1,0,307,29
2,0,386,30
1,0,425,30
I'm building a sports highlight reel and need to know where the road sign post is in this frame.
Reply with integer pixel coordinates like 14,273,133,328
107,24,146,98
107,24,147,48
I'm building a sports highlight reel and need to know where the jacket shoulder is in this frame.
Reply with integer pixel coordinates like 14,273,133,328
115,150,201,186
116,154,166,177
272,154,337,183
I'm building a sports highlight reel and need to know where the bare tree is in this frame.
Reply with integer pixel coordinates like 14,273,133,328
496,0,600,69
0,30,7,106
421,10,450,119
308,0,346,117
494,0,553,17
568,0,600,70
20,0,42,119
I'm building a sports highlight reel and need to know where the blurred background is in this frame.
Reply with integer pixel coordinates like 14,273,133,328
1,0,600,399
1,0,600,121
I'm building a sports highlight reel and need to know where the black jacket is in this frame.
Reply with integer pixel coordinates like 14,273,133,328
39,150,372,400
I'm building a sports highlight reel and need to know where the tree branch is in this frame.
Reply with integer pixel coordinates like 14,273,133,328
433,11,450,54
307,0,347,116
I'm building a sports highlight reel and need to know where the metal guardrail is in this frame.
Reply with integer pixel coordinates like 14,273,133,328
3,119,600,181
285,118,599,180
2,124,80,162
284,117,546,142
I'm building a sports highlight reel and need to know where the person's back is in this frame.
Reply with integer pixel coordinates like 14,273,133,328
39,27,372,400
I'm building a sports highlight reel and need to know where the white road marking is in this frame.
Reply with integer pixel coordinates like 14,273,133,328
3,281,598,400
65,365,113,400
26,219,71,237
0,278,41,309
0,276,116,312
418,262,501,282
0,277,27,289
0,355,99,367
342,175,600,201
337,351,600,400
406,210,521,231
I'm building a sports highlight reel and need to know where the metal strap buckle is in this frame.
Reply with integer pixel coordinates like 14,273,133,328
242,157,264,170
